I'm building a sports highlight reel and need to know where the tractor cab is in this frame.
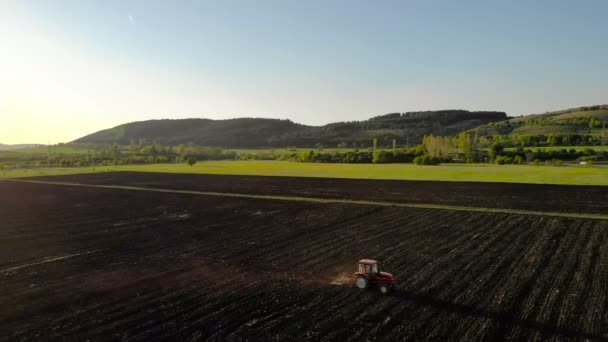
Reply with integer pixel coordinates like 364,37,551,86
354,259,394,294
357,259,380,277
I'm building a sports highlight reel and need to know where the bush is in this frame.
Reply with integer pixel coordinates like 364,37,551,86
186,158,197,166
372,149,380,164
407,145,426,156
413,155,441,165
582,148,596,156
490,143,504,157
545,159,562,167
299,150,319,162
495,156,513,165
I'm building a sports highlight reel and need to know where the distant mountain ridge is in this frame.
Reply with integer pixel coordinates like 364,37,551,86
74,110,507,148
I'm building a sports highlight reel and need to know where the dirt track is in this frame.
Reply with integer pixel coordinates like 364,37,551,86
26,172,608,214
1,175,608,340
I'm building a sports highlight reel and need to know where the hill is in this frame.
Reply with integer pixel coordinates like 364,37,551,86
471,105,608,146
74,118,306,148
74,110,507,148
0,144,42,151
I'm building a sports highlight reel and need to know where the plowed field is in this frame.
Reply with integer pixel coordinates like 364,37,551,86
1,174,607,341
26,172,608,214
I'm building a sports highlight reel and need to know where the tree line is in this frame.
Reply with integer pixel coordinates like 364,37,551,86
1,135,606,170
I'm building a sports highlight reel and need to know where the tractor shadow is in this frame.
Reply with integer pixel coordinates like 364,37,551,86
388,288,604,340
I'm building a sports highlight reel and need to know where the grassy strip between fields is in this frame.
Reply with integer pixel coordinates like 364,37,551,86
4,178,608,221
0,161,607,186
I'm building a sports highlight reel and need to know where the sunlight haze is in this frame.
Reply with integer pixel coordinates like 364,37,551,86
1,0,607,144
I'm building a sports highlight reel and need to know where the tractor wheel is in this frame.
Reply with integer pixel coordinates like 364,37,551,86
379,284,389,295
355,276,368,289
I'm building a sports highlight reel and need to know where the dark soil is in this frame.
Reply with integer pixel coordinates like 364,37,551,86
26,172,608,214
1,179,607,341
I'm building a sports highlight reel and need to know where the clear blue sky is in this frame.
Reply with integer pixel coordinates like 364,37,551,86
1,0,607,143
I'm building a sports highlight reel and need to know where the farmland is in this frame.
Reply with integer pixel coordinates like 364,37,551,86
504,146,608,152
2,160,608,186
1,173,608,340
21,172,608,215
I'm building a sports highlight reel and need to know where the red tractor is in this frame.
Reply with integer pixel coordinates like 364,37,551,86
353,259,394,294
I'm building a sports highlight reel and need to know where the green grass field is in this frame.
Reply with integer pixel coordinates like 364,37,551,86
1,160,606,186
230,147,384,154
504,146,608,152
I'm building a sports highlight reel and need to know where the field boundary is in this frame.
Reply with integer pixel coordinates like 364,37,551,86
3,178,608,221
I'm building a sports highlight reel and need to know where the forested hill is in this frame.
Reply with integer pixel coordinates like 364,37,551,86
74,110,507,148
470,105,608,146
74,118,307,148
